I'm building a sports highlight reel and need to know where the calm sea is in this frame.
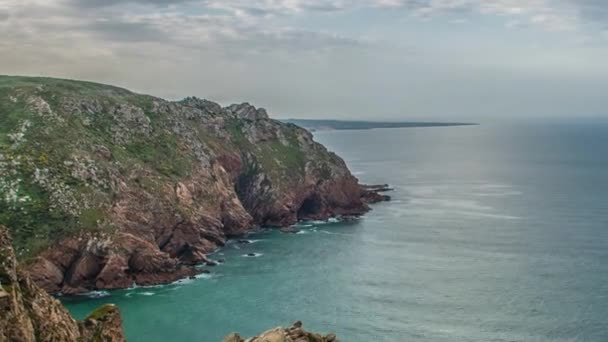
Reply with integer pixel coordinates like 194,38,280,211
64,122,608,341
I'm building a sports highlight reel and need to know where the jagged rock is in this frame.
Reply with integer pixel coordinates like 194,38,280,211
226,103,269,120
225,321,337,342
0,225,125,341
0,76,387,293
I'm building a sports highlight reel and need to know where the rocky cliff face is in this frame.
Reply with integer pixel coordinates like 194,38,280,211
0,76,388,294
224,321,337,342
0,225,125,341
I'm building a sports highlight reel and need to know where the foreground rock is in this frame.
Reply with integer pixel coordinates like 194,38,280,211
0,225,125,341
224,321,337,342
0,76,389,293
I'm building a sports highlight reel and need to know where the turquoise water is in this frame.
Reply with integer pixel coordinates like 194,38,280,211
64,123,608,341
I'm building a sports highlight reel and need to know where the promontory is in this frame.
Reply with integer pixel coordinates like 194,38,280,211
0,76,388,295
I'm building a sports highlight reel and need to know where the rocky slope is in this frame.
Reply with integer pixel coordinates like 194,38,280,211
0,76,388,294
0,225,125,341
224,321,336,342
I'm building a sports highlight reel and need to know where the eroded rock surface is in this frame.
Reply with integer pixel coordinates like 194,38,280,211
0,225,125,342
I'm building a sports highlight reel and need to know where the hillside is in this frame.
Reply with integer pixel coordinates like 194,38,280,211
0,76,387,294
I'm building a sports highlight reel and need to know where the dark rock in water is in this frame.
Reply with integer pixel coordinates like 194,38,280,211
224,321,336,342
362,184,394,193
360,184,393,204
246,253,257,257
237,239,252,244
206,261,218,267
200,269,211,274
217,259,225,263
341,215,360,222
189,276,197,280
280,227,301,234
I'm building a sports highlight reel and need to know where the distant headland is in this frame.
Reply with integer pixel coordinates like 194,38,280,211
283,119,478,131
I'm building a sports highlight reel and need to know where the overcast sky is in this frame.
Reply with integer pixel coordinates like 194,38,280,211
1,0,608,121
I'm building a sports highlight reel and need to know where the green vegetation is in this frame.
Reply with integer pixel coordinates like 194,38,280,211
86,304,118,321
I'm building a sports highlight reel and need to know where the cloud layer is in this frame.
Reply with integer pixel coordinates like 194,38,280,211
1,0,608,119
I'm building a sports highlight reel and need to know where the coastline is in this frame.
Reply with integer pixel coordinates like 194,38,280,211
58,185,391,300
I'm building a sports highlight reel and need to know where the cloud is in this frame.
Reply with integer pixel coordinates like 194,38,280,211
71,0,193,8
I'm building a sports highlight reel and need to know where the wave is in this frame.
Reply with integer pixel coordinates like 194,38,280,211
80,290,111,299
319,230,351,236
195,273,214,280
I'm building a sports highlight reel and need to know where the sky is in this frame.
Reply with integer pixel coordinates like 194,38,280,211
1,0,608,121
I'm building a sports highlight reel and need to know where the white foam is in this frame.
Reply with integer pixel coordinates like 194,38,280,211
319,230,351,236
195,273,214,280
171,278,194,286
81,290,110,299
139,291,155,296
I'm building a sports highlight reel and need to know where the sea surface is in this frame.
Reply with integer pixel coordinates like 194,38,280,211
64,122,608,341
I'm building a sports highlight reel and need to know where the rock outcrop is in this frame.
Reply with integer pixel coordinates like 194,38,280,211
0,225,125,341
224,321,337,342
0,76,389,294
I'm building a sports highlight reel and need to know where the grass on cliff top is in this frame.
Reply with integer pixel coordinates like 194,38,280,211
0,75,132,96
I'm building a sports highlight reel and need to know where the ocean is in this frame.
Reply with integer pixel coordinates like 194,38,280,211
64,122,608,341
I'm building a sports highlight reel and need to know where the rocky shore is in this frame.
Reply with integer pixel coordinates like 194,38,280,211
3,223,344,341
224,321,337,342
0,76,389,295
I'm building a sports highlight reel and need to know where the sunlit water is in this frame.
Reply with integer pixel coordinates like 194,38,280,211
64,123,608,341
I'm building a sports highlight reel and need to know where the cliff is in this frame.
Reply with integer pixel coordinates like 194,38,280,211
0,225,125,341
0,76,388,294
